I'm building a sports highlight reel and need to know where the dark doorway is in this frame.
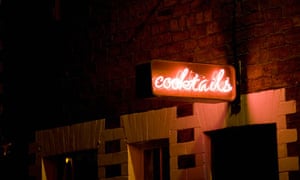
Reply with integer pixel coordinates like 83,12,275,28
44,149,98,180
143,139,170,180
144,146,170,180
132,138,170,180
205,123,279,180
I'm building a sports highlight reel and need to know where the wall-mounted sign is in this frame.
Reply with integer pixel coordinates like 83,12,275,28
136,60,236,102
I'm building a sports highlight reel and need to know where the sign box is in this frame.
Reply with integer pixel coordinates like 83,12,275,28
136,60,236,102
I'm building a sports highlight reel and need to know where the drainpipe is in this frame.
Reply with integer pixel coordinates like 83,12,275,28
231,0,241,114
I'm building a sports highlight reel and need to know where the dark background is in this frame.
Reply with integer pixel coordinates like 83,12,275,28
1,0,86,178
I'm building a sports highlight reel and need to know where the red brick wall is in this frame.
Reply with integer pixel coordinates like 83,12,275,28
62,0,300,178
68,0,298,116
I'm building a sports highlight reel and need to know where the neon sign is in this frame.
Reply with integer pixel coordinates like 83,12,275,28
150,60,236,101
154,68,233,93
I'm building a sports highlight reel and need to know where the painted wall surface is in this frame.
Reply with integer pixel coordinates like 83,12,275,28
124,88,297,180
30,88,298,180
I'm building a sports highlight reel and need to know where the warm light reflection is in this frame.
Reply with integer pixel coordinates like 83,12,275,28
151,60,236,101
65,157,72,164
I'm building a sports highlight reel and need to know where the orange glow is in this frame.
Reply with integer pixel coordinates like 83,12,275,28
65,157,72,164
151,60,236,101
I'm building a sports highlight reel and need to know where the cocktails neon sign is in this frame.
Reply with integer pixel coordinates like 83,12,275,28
151,60,236,101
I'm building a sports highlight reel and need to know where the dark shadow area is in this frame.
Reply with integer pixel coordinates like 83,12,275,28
44,149,98,180
0,0,91,178
205,123,279,180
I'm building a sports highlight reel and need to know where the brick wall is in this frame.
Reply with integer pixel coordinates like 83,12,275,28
62,0,300,178
58,0,298,118
26,0,300,179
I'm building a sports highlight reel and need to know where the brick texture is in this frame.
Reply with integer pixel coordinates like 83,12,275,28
56,0,300,122
24,0,300,179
